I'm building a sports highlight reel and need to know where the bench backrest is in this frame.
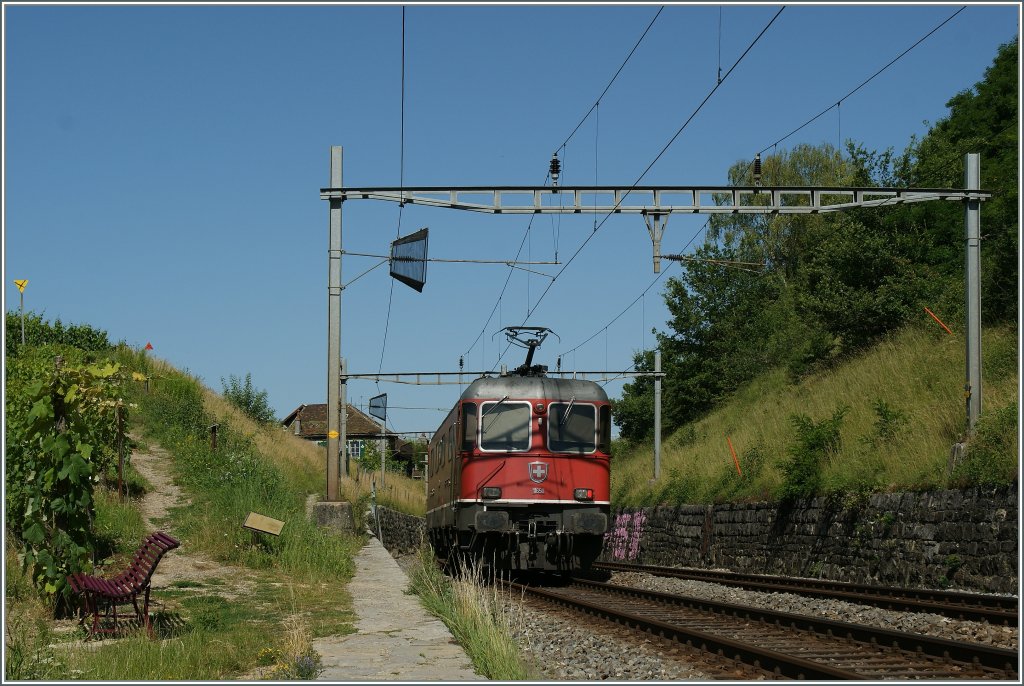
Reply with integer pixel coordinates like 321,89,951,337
114,532,180,591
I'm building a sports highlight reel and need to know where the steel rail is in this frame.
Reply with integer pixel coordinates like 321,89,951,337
593,561,1018,625
504,579,866,680
564,577,1018,678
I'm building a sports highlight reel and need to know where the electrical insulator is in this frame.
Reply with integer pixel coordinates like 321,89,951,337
753,153,762,188
556,355,562,372
549,154,561,187
459,355,464,371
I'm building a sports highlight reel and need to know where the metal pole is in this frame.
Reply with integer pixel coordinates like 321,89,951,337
654,349,662,480
327,146,343,500
964,153,982,433
341,358,348,479
20,290,25,345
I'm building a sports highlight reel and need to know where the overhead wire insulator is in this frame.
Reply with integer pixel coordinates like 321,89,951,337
753,152,762,188
549,153,561,187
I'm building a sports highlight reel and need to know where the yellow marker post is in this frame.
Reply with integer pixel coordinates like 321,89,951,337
13,280,28,345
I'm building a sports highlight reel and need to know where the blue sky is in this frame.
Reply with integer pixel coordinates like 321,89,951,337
4,3,1019,437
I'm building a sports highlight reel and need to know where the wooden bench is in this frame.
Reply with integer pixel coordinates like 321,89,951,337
67,531,180,638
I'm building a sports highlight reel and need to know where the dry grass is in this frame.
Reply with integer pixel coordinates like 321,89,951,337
408,547,528,679
133,353,427,516
613,324,1019,505
200,381,426,516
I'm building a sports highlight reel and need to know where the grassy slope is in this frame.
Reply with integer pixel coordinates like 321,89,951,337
201,376,427,517
612,324,1018,506
5,352,429,681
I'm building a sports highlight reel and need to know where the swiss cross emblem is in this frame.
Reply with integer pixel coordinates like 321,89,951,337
528,461,548,483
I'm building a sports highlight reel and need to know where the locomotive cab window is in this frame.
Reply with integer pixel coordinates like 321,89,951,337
598,405,611,453
461,403,477,451
479,401,531,452
548,402,597,453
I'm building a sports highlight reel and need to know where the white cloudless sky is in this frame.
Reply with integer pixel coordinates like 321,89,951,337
4,2,1019,435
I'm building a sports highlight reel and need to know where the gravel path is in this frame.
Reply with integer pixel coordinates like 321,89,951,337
128,436,258,594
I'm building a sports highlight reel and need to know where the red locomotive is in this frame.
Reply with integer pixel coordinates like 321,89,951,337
426,328,611,572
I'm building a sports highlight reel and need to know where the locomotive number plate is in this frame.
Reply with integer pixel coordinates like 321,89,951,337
532,487,544,494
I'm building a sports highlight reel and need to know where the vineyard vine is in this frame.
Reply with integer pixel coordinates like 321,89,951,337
5,327,130,612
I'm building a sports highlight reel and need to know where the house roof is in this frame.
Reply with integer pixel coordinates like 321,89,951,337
281,403,393,440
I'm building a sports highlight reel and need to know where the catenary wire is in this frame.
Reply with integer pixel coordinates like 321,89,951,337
579,7,972,371
473,6,968,386
755,6,966,161
520,7,988,392
461,6,664,362
556,6,664,155
487,6,785,371
376,7,407,387
560,219,709,359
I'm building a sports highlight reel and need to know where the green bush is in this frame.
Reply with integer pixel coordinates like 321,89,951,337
860,398,908,447
953,403,1018,487
6,310,110,358
221,373,276,424
779,405,849,501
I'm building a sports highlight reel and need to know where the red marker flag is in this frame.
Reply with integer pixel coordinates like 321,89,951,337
145,342,154,350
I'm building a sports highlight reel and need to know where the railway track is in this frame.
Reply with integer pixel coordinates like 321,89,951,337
506,577,1018,680
594,561,1019,625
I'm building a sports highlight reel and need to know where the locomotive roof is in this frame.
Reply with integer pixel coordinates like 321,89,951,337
459,375,609,403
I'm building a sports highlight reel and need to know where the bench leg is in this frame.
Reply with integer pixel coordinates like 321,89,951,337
80,592,100,638
141,586,153,638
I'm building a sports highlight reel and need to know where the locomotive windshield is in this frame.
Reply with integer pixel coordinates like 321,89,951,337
479,401,531,451
548,402,597,453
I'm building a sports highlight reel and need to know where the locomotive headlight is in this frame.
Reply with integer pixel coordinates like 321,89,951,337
574,488,594,502
482,487,502,499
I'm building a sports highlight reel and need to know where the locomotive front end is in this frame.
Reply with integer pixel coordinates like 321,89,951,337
430,375,612,572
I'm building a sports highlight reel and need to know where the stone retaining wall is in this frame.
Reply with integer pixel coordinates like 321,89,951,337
374,506,426,556
603,485,1018,593
373,486,1018,593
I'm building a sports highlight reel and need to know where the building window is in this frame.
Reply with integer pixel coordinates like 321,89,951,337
347,440,365,460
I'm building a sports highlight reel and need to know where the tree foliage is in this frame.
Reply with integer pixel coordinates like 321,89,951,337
221,373,276,424
615,40,1018,443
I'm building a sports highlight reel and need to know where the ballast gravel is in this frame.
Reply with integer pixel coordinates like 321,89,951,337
500,571,1018,680
609,571,1019,652
501,598,715,681
394,554,1018,680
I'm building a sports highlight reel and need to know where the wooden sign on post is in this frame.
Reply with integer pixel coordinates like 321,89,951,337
243,512,285,536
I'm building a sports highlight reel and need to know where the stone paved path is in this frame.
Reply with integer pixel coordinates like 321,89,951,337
313,537,485,681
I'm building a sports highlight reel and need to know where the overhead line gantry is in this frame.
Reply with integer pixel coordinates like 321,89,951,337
322,183,989,273
321,146,989,502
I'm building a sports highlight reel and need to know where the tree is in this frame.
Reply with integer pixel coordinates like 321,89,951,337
902,39,1018,323
614,39,1018,440
221,373,276,424
612,349,655,442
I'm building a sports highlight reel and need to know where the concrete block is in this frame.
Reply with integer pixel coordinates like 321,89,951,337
308,496,355,533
